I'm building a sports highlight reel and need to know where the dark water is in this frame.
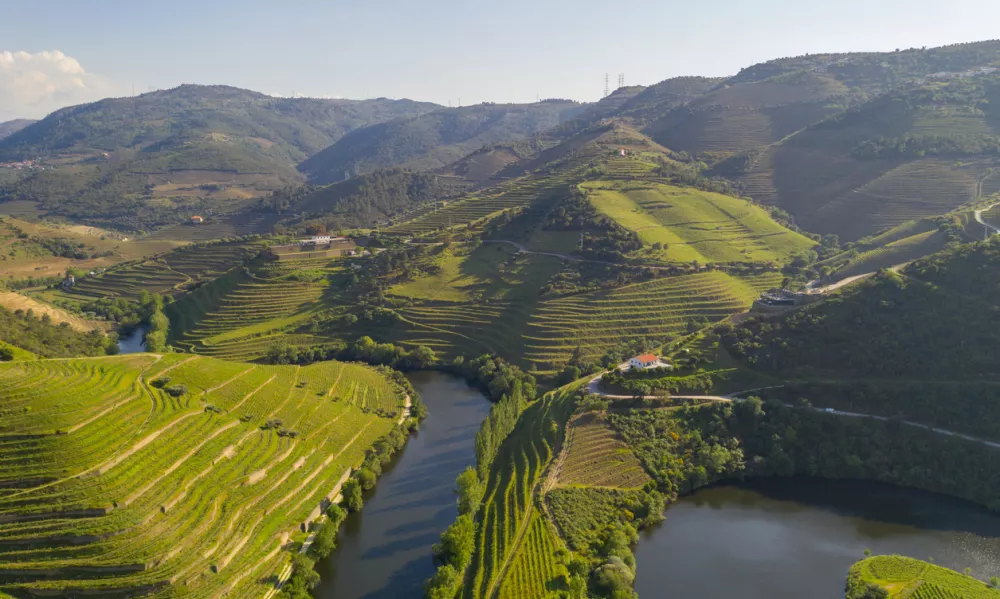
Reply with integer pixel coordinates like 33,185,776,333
116,325,149,354
635,478,1000,598
313,371,490,599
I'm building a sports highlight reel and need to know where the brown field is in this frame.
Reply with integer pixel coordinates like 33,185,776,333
0,216,183,281
0,291,109,331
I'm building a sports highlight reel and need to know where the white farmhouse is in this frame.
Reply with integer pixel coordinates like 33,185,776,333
628,353,661,370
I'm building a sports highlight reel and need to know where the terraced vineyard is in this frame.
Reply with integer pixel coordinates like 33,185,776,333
814,159,980,235
555,412,651,489
463,385,577,599
169,260,339,361
850,556,1000,599
585,180,816,264
142,213,273,243
0,353,408,598
56,240,256,302
523,270,782,369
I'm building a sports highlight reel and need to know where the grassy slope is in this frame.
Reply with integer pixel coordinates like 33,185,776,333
586,180,815,264
0,353,407,598
849,556,1000,598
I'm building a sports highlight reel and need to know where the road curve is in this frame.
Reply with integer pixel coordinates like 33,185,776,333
586,373,1000,451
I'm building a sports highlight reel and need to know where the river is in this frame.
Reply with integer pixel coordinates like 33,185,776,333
313,371,491,599
116,325,149,354
635,478,1000,598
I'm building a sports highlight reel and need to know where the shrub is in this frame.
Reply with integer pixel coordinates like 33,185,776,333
164,384,188,397
150,376,170,388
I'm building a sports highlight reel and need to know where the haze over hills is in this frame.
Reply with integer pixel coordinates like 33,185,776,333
0,119,36,140
297,100,586,184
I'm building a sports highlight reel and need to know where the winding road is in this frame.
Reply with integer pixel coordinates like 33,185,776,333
586,373,1000,451
974,203,1000,236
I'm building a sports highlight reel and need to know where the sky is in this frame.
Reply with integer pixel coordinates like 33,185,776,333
1,0,999,121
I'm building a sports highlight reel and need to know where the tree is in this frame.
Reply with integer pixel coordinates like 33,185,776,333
149,310,169,332
432,514,475,569
145,330,166,353
455,467,483,515
343,478,363,512
425,564,460,599
309,521,337,559
281,553,320,599
0,346,14,361
356,467,377,491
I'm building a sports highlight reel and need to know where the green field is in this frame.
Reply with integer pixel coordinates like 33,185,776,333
585,181,815,264
849,556,1000,598
0,353,408,598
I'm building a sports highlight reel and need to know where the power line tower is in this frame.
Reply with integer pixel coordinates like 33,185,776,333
619,73,625,88
604,73,609,98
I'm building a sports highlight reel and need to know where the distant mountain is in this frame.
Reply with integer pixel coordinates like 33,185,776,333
0,119,36,140
728,73,1000,239
298,100,586,185
0,85,439,230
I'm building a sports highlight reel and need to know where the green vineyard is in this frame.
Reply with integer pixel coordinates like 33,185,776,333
463,385,577,599
555,412,651,489
586,180,816,264
168,260,341,361
0,354,407,598
496,510,568,599
55,240,256,302
849,555,1000,599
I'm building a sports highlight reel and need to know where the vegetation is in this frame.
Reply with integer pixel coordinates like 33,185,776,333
848,556,1000,598
298,101,584,184
0,353,409,598
1,85,437,230
0,304,114,357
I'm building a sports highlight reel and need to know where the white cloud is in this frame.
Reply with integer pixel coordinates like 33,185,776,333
0,50,120,120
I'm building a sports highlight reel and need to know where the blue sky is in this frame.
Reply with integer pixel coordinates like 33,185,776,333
1,0,998,120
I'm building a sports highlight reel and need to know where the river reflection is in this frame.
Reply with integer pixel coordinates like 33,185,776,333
635,478,1000,598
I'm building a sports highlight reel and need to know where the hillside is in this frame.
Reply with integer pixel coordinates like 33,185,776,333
735,74,1000,239
848,556,1000,598
298,100,585,184
715,237,1000,442
280,168,467,232
0,119,36,140
0,353,409,598
0,85,438,230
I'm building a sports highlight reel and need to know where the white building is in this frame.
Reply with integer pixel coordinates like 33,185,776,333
628,354,661,370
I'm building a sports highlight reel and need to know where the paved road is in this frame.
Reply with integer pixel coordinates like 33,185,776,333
586,373,1000,451
974,203,1000,236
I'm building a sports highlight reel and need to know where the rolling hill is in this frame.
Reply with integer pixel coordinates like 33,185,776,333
0,119,36,140
298,100,586,185
0,353,409,598
735,74,1000,239
0,85,439,230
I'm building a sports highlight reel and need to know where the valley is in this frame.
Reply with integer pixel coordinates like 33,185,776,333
2,36,1000,599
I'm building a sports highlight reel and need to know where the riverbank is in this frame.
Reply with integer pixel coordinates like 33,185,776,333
311,371,490,598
